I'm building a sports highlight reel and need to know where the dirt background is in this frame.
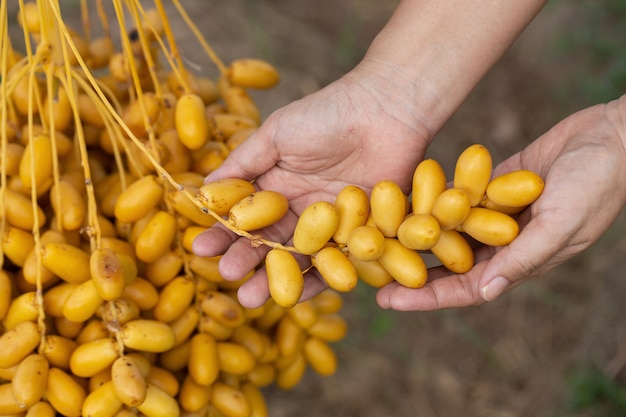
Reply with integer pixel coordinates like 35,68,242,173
10,1,626,416
180,2,626,416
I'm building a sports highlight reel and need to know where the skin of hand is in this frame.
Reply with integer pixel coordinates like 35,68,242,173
192,0,550,308
377,94,626,311
192,71,433,307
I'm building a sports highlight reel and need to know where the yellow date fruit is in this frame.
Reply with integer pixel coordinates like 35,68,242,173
146,366,180,398
222,85,261,123
136,384,180,417
40,335,78,370
2,226,35,267
114,175,164,223
397,213,441,250
90,247,126,301
153,276,195,323
209,113,258,141
303,337,337,376
69,337,119,378
430,229,474,274
0,382,23,415
122,92,162,138
188,333,219,386
175,94,209,150
227,58,281,89
0,321,40,368
217,342,256,375
453,143,493,206
170,306,200,346
135,210,177,263
370,180,407,237
412,158,447,215
3,188,46,230
45,367,86,417
378,238,427,288
112,356,147,407
348,254,395,289
346,225,386,261
275,352,307,390
265,248,304,308
286,300,318,330
178,375,211,412
81,381,123,417
50,179,86,231
228,190,289,231
308,313,348,342
200,291,246,328
0,271,11,321
231,325,267,359
313,246,358,293
332,185,370,245
293,201,338,254
167,188,217,227
462,207,520,246
241,383,269,417
197,178,256,217
11,353,49,408
3,291,38,330
120,319,176,353
25,401,56,417
275,316,306,358
19,134,53,190
42,242,91,284
122,277,159,311
210,382,251,417
62,279,103,323
431,187,471,230
144,250,184,287
486,169,545,207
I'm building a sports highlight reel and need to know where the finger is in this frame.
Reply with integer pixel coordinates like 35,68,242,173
217,210,299,280
300,269,329,302
219,237,271,281
237,269,271,309
192,223,238,257
204,125,279,183
477,210,569,301
376,262,488,311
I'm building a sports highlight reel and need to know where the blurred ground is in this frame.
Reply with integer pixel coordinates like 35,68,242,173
11,1,626,416
186,2,626,416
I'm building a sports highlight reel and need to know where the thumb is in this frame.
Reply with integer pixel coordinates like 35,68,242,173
478,211,569,301
204,126,279,183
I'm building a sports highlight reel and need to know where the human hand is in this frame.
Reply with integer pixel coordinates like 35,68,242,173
192,66,434,308
377,96,626,311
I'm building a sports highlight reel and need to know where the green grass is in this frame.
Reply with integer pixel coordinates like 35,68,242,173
550,0,626,105
546,2,626,415
561,363,626,417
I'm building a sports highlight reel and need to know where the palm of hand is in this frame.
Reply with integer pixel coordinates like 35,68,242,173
377,101,626,311
215,77,430,214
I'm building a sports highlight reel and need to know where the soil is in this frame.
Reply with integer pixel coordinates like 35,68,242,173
10,1,626,416
191,3,626,416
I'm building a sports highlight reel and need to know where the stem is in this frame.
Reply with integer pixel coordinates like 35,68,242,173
172,0,227,75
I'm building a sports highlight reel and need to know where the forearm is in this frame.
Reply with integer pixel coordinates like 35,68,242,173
352,0,548,139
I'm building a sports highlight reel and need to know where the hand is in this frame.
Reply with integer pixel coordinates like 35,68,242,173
377,95,626,311
192,67,433,308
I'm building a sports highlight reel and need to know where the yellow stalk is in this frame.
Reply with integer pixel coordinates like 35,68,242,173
172,0,227,75
154,0,190,92
96,0,111,38
44,0,295,253
0,0,9,269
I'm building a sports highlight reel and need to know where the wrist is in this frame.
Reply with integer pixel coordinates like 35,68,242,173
344,58,443,144
353,0,548,138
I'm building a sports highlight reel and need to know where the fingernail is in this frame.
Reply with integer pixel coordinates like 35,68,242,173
481,276,510,302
